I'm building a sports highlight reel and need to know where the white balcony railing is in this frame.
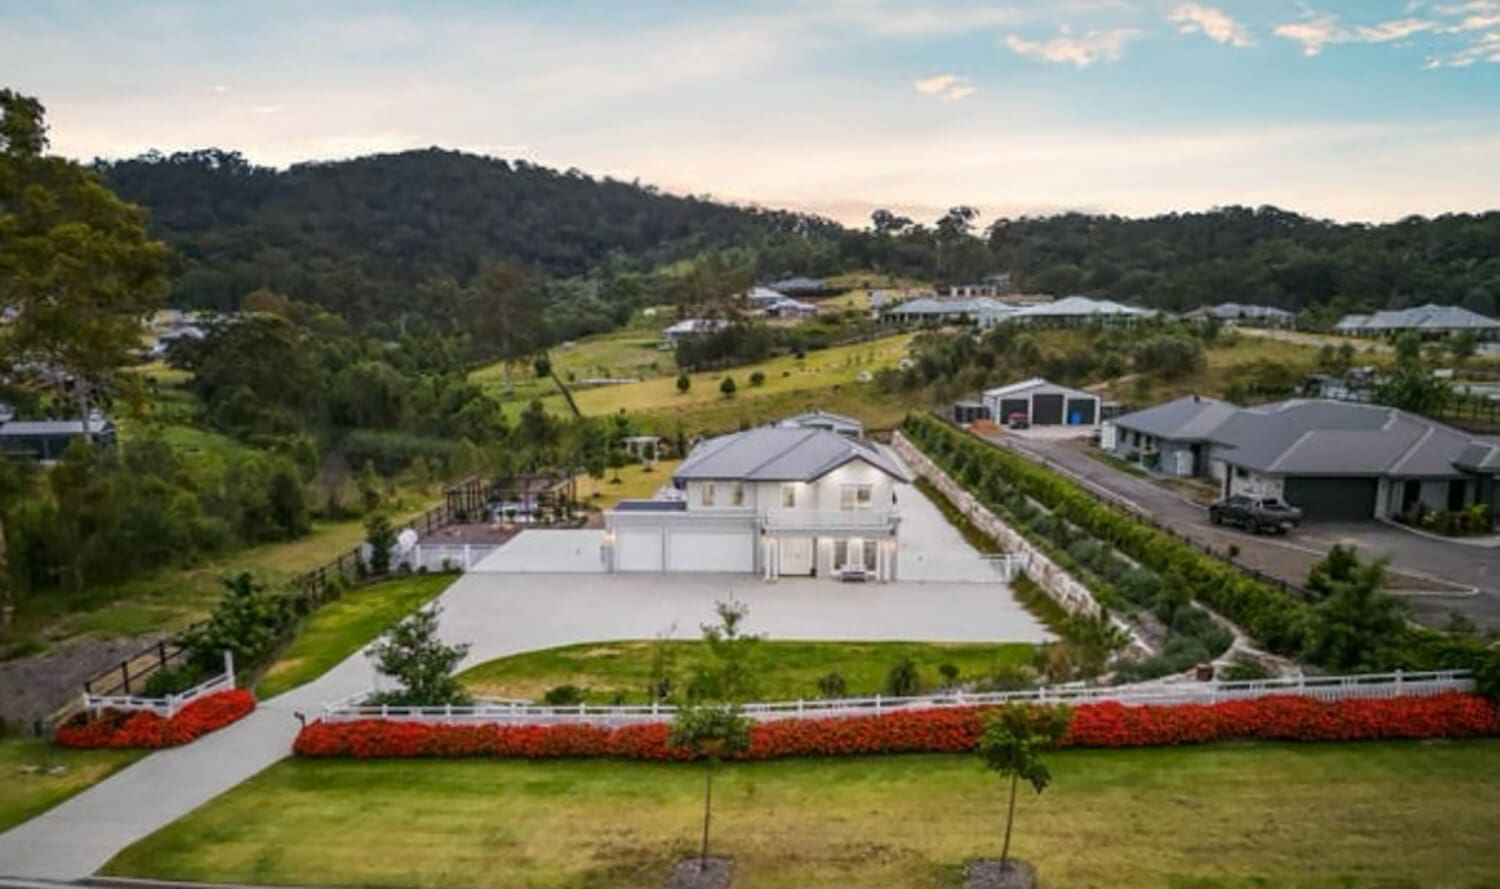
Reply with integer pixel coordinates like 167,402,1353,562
761,508,899,532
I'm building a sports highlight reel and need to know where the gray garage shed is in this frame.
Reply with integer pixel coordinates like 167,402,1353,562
982,378,1102,428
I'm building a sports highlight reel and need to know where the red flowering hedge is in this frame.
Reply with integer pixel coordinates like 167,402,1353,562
293,693,1500,760
57,689,256,749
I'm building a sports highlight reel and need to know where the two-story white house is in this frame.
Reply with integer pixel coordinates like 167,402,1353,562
603,426,911,581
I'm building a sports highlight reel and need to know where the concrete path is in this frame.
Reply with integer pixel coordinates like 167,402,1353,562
0,486,1042,880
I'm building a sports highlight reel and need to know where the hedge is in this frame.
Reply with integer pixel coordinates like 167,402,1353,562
56,689,256,749
292,693,1500,760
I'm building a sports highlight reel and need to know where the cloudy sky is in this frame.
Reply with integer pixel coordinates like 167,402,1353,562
4,0,1499,226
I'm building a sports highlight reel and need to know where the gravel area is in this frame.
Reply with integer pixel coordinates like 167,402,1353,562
0,634,168,729
664,857,733,889
965,859,1037,889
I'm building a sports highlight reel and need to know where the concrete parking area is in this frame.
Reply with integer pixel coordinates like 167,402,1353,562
987,434,1500,630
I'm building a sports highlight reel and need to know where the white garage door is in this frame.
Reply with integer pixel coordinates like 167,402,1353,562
667,530,754,573
616,527,665,572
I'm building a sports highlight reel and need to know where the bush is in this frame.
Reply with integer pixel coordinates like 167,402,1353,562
543,684,585,706
180,573,299,676
57,690,256,749
143,665,204,697
939,663,960,686
292,693,1500,760
886,657,921,697
749,370,766,387
816,671,848,698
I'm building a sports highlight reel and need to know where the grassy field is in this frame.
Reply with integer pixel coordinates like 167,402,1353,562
1083,330,1331,404
103,740,1500,888
0,738,143,833
255,574,457,700
458,640,1034,704
574,459,682,509
473,324,674,406
7,493,443,655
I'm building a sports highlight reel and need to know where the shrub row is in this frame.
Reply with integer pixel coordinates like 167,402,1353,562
56,689,256,749
292,693,1499,760
906,412,1309,652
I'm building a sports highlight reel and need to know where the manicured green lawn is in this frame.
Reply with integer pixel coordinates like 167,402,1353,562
459,640,1034,704
0,738,143,833
256,574,457,699
103,741,1500,888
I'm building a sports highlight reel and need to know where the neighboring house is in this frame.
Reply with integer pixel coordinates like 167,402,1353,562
1190,303,1295,326
883,296,1016,328
149,324,206,358
764,296,819,319
604,426,911,580
766,276,827,298
744,286,788,309
777,409,863,438
0,417,116,462
953,400,991,425
942,273,1012,299
1009,295,1155,327
1333,304,1500,339
1109,395,1500,521
662,318,729,343
983,378,1103,427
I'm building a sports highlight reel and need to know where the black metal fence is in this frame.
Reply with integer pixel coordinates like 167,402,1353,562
82,639,188,698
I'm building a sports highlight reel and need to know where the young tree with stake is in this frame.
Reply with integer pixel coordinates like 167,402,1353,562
976,702,1073,873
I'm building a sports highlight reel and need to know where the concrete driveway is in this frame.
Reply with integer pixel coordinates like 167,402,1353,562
988,434,1498,630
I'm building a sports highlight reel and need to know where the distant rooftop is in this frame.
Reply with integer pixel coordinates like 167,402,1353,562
1334,304,1500,332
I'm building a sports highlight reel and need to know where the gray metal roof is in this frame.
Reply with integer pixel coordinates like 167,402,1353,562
613,500,687,512
884,296,1013,317
1011,296,1154,318
675,427,910,482
1111,395,1239,441
0,419,112,436
983,377,1100,401
1333,304,1500,332
777,409,863,433
1121,396,1500,478
1200,303,1294,320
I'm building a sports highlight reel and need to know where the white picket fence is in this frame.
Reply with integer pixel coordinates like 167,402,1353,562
320,669,1474,728
83,651,236,718
396,543,498,573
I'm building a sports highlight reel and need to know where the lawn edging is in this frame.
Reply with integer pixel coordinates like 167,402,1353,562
293,692,1499,761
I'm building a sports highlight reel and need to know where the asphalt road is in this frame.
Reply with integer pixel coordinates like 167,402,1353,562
984,433,1500,631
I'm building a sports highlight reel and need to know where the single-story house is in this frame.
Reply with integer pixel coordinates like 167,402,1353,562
1108,395,1500,521
605,425,910,580
1008,295,1155,327
1189,303,1295,326
766,277,827,298
776,409,863,438
744,286,788,309
0,417,116,462
1333,304,1500,339
662,318,729,343
883,297,1017,328
764,297,819,319
983,378,1103,427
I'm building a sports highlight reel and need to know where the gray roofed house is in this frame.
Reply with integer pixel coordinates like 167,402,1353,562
1107,395,1500,521
605,422,911,580
1009,295,1155,326
675,426,908,482
1192,303,1295,325
882,296,1017,328
776,409,864,438
766,276,826,297
0,417,116,462
1334,304,1500,337
982,378,1104,428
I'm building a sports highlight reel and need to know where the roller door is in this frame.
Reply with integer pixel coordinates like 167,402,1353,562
1282,477,1378,522
615,527,664,571
1032,394,1064,425
667,530,755,573
1065,397,1097,425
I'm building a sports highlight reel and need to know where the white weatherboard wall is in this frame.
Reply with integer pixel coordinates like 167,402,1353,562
892,431,1151,656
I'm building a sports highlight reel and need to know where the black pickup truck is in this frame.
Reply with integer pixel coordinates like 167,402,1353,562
1208,494,1304,535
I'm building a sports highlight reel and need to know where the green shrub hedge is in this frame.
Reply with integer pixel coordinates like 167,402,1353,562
903,412,1499,687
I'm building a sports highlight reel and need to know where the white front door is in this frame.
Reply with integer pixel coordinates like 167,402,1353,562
780,537,814,575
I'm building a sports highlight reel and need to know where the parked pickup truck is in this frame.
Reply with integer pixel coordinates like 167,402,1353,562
1208,494,1304,535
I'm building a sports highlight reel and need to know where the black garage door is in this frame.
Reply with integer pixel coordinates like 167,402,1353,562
1032,394,1064,425
1065,397,1097,425
999,398,1029,423
1282,477,1378,522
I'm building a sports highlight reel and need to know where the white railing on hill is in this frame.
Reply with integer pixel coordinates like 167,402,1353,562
320,669,1473,728
83,651,235,718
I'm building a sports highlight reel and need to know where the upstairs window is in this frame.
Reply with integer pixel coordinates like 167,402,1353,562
841,484,873,510
732,483,745,507
781,485,796,508
702,483,716,507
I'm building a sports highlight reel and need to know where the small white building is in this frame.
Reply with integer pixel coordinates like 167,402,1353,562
983,378,1103,427
662,318,729,343
604,426,911,581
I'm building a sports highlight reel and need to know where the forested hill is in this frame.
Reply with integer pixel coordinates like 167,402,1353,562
982,208,1500,318
97,148,843,319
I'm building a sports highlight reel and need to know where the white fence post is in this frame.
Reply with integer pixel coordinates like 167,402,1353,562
223,649,236,689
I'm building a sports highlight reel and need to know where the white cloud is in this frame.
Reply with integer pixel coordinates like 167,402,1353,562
1355,18,1438,42
1425,29,1500,65
1002,27,1140,66
913,74,978,102
1166,4,1253,47
1274,14,1344,56
210,84,230,94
